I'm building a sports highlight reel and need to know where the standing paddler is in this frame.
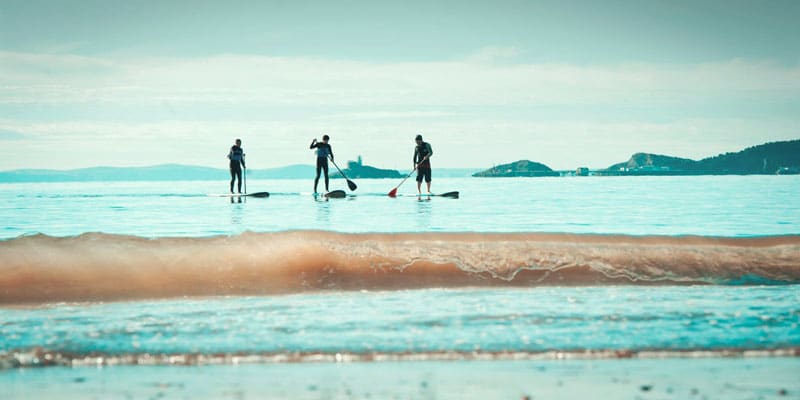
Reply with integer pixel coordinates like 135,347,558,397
414,134,433,195
310,135,334,193
227,138,246,194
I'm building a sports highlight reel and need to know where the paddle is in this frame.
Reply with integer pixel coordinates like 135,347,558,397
329,156,357,191
388,166,417,197
388,156,427,197
243,166,247,194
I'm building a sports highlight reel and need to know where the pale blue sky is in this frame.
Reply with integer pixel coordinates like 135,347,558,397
1,0,798,170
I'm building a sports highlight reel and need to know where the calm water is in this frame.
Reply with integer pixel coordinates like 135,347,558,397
1,176,799,238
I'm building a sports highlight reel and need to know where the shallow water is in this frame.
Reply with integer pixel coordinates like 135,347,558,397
1,176,798,238
2,287,798,359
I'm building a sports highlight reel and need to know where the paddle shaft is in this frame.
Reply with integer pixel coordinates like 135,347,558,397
329,156,357,191
391,164,418,192
389,156,428,196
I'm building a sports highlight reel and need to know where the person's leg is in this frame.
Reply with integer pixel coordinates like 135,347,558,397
314,159,322,192
322,162,330,192
236,169,242,193
426,169,432,193
230,168,236,193
416,172,423,194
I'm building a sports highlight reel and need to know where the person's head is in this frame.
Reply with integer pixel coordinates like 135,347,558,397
235,139,241,146
322,135,330,142
415,134,423,144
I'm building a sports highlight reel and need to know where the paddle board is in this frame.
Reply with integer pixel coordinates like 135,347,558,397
209,192,269,198
412,191,459,198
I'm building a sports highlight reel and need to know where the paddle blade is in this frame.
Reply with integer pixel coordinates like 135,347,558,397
388,188,398,197
347,179,358,191
440,191,459,199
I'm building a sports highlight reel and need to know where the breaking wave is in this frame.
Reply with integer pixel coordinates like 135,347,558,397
1,231,798,303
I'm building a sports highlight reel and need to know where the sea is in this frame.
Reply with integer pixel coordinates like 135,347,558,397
1,175,799,399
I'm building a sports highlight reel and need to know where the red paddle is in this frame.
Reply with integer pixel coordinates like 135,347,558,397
388,156,427,197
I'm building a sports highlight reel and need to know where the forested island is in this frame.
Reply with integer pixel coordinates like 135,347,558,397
473,139,800,177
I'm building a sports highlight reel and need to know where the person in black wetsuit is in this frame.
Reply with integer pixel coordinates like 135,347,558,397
227,138,246,193
310,135,333,193
414,134,433,194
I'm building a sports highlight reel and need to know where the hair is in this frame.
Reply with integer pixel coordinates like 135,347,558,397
322,135,330,141
235,138,241,144
415,134,423,141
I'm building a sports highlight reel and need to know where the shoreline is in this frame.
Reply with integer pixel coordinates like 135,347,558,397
3,348,800,370
2,357,797,399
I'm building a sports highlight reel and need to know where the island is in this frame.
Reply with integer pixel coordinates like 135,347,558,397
471,139,799,178
602,139,800,176
333,156,403,179
472,160,560,177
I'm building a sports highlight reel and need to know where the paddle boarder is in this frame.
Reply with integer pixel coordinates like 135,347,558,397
227,138,246,194
310,135,334,193
414,134,433,194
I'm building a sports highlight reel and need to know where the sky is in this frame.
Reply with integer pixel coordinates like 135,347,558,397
1,0,799,170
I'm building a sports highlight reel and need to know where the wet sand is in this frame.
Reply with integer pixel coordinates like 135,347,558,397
2,357,798,399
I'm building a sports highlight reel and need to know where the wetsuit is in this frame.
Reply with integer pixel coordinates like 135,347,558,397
414,141,433,183
228,145,245,193
310,142,333,192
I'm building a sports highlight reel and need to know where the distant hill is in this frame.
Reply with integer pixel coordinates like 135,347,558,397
607,153,698,173
605,139,800,175
0,164,316,183
473,160,559,177
0,163,480,183
332,157,402,179
698,140,800,174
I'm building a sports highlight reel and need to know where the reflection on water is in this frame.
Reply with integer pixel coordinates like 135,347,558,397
230,197,244,225
415,196,432,230
315,196,331,225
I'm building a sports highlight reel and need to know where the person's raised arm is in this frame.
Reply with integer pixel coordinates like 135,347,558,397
310,138,318,149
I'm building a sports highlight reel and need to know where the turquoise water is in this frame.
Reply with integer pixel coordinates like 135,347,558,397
1,176,799,238
2,287,798,357
1,176,799,388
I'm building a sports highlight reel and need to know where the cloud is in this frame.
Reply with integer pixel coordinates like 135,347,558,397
0,51,797,170
1,51,798,108
1,117,797,170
